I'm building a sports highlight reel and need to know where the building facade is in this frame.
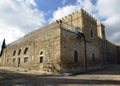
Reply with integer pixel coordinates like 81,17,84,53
0,9,119,74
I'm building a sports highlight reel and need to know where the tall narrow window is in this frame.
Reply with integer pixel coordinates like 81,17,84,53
90,29,94,38
39,51,44,63
92,53,95,62
40,56,43,63
74,50,78,63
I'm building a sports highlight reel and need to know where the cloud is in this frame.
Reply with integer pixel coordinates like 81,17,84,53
26,0,37,6
0,0,45,50
77,0,96,13
50,0,120,44
0,21,24,44
50,0,96,22
50,5,80,22
97,0,120,44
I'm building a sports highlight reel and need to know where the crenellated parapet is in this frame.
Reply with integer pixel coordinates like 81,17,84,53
60,10,81,22
80,8,97,23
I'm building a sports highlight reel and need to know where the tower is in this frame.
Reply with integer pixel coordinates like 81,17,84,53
97,23,106,40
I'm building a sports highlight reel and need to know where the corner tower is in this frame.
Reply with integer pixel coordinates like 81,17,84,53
97,23,106,40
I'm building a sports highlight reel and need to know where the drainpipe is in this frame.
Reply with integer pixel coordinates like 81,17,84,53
81,33,87,70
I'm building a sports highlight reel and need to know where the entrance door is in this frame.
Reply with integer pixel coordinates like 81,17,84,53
18,58,21,67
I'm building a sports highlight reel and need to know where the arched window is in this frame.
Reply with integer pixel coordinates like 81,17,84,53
40,51,43,55
13,50,16,56
39,51,44,63
18,49,21,55
74,50,78,63
24,47,29,55
90,29,94,38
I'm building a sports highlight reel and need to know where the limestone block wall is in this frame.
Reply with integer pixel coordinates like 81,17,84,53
1,23,61,73
86,43,101,67
33,23,61,73
81,9,99,47
60,28,101,73
61,29,84,72
60,9,83,32
106,40,118,64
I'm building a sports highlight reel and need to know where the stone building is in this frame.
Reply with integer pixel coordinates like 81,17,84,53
0,9,119,74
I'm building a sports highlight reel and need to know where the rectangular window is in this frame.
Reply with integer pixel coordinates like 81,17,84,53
13,58,16,63
90,29,94,38
74,51,78,63
40,56,43,63
7,59,9,63
24,57,28,63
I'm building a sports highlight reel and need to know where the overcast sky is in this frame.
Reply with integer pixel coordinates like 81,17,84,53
0,0,120,50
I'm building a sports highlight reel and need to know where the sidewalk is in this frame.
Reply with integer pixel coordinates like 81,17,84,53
71,64,120,81
0,67,53,75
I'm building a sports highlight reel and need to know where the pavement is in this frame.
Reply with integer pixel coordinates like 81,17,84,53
0,67,53,75
0,64,120,86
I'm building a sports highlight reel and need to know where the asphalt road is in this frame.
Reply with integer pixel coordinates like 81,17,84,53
0,65,120,86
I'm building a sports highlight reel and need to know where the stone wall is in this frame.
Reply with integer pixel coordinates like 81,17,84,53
106,40,118,64
1,23,61,74
61,29,84,72
97,23,106,64
60,28,101,73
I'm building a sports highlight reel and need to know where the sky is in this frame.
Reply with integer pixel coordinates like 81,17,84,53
0,0,120,50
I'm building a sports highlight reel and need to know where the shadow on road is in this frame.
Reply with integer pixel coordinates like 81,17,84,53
84,65,120,75
0,65,120,86
0,77,120,86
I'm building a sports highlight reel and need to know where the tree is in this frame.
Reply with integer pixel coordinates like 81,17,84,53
0,39,6,57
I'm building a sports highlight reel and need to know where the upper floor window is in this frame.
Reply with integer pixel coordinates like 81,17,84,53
13,50,16,56
24,47,29,55
18,49,21,55
40,51,43,55
90,29,94,38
